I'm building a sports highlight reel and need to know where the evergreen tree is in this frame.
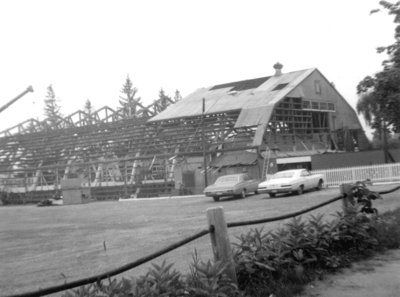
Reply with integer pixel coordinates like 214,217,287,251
84,99,93,115
158,88,169,104
26,119,38,133
44,84,62,126
173,89,183,102
157,88,172,112
119,75,140,117
84,99,94,124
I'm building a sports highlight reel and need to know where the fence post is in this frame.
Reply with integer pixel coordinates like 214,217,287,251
340,183,355,215
389,164,394,182
206,207,237,285
124,161,128,197
24,171,28,204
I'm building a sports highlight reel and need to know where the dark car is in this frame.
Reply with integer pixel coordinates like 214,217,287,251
204,173,260,201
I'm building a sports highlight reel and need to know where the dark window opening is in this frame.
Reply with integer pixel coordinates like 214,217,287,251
210,76,271,91
312,102,319,110
312,112,329,132
302,100,311,109
272,83,289,91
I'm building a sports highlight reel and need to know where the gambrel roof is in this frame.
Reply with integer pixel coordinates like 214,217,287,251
150,68,316,127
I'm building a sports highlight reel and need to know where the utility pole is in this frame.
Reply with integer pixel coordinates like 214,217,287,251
202,98,208,187
383,120,389,163
379,103,390,164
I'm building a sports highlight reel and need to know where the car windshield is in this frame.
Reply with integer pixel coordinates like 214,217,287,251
271,171,295,179
215,175,239,184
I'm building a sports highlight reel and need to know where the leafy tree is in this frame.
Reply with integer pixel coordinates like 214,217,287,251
357,1,400,135
44,84,62,126
119,75,140,117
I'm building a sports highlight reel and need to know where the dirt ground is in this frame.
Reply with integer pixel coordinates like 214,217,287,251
299,249,400,297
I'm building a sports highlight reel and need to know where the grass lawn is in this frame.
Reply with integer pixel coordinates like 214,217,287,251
1,185,399,296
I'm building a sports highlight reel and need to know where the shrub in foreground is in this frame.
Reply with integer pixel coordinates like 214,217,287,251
234,207,392,297
63,206,400,297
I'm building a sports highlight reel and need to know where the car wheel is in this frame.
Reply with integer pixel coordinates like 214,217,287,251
240,189,246,198
296,185,304,195
316,179,323,190
213,196,220,202
269,193,276,198
254,190,259,195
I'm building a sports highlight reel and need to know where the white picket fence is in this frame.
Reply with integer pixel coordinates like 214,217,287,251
312,162,400,187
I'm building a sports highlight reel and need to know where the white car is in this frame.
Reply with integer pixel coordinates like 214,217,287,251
257,169,324,198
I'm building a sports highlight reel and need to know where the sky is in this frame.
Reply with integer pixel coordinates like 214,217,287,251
0,0,396,137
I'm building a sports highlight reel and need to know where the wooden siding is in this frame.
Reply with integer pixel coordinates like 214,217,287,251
288,70,363,131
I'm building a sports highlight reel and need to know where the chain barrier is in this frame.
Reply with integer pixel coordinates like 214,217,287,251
6,185,400,297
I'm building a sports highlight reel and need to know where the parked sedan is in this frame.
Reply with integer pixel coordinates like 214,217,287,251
204,173,260,201
257,169,324,198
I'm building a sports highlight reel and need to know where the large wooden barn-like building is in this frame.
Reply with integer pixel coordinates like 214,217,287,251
0,64,369,203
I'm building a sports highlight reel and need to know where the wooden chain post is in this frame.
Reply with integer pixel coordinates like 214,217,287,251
340,183,355,215
206,207,237,284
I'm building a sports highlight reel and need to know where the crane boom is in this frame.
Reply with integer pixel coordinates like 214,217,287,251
0,86,34,114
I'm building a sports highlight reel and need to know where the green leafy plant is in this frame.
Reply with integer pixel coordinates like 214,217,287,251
131,260,185,297
330,210,378,259
62,278,133,297
371,208,400,249
186,252,239,297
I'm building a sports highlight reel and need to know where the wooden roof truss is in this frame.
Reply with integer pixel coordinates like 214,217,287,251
0,109,259,192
